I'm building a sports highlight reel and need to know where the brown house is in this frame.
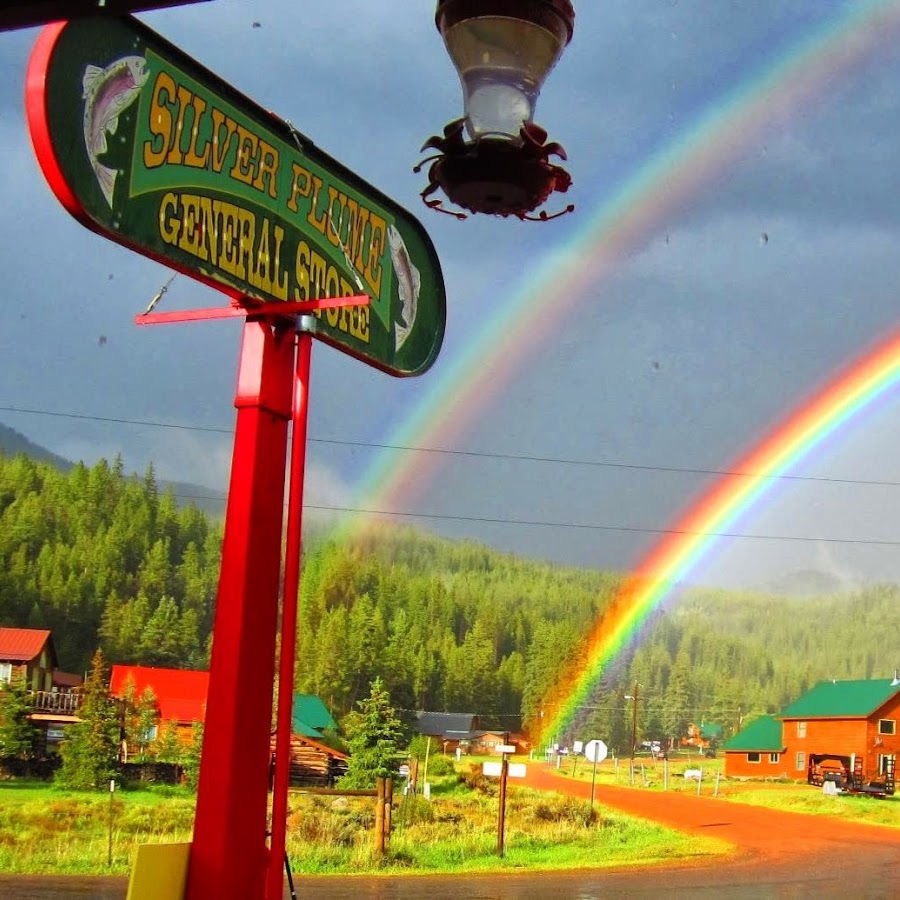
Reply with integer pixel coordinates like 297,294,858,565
724,678,900,787
0,628,85,753
0,627,58,692
469,731,510,755
415,711,480,753
681,722,723,752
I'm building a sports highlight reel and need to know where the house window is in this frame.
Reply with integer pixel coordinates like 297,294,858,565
0,663,11,685
878,719,896,736
142,725,158,742
796,752,806,771
769,753,780,764
747,752,761,763
796,721,807,738
877,754,895,776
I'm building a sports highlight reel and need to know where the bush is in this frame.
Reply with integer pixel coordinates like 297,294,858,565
424,754,455,777
457,768,495,794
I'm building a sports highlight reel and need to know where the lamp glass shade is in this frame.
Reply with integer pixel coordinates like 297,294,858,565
442,15,567,140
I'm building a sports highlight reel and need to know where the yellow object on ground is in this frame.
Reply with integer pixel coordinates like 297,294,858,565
126,842,191,900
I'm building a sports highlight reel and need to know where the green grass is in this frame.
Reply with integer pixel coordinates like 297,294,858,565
0,781,195,874
716,783,900,827
544,754,900,828
0,776,728,876
283,783,729,875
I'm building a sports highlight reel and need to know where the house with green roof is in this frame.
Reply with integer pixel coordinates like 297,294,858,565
722,715,785,778
723,678,900,783
682,721,724,753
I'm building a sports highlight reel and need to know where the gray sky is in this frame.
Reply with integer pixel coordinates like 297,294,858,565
2,1,900,592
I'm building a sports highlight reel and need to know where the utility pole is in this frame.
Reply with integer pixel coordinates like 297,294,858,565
628,683,640,763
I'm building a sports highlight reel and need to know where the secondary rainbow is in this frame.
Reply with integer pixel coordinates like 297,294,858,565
341,0,900,531
327,2,900,738
540,327,900,742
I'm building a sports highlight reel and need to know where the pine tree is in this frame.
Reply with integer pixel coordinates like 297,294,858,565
339,678,403,789
56,649,121,789
0,674,37,758
155,721,182,764
183,721,204,790
121,679,158,763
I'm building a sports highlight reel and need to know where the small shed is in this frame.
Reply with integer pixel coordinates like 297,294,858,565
269,732,348,787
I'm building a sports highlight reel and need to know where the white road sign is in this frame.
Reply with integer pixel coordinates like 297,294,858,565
584,739,608,764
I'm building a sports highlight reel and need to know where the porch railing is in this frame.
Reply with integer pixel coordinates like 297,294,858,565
28,690,84,715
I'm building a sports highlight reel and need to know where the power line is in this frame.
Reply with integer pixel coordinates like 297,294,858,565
306,504,900,548
2,403,900,488
5,403,900,549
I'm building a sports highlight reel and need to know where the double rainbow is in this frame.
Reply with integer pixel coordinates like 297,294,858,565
333,1,900,739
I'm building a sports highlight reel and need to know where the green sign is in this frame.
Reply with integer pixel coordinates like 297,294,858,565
27,16,445,376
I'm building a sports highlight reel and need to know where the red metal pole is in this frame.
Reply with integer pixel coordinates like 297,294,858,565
186,319,295,900
266,327,313,900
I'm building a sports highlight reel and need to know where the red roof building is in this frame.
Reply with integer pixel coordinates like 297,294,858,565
0,627,56,691
110,665,209,726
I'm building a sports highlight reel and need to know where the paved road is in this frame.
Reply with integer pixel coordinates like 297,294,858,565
2,766,898,898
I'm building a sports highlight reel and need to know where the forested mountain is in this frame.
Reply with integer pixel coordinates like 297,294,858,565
1,450,897,748
0,423,72,471
0,453,220,672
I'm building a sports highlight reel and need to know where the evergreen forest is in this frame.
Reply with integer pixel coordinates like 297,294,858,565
1,450,899,751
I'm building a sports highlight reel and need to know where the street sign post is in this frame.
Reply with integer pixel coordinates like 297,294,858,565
584,739,608,811
26,14,445,376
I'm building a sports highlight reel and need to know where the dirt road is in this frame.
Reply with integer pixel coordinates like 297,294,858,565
1,766,898,898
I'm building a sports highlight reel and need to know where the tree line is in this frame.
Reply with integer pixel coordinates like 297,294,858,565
1,451,898,752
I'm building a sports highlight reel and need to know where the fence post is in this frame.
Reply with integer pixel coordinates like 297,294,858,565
385,777,394,851
375,777,385,855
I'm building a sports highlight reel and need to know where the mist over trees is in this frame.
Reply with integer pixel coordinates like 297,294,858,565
1,451,898,746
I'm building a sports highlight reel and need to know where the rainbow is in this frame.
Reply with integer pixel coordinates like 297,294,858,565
327,4,900,734
540,327,900,743
344,0,900,524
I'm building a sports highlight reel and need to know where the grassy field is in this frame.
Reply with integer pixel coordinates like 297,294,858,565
0,781,195,874
3,755,896,877
0,775,728,876
282,774,727,875
544,751,900,828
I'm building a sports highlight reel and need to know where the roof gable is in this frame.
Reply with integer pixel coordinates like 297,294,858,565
722,715,784,752
416,711,478,738
291,694,336,738
780,679,900,719
0,628,53,663
110,664,209,724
